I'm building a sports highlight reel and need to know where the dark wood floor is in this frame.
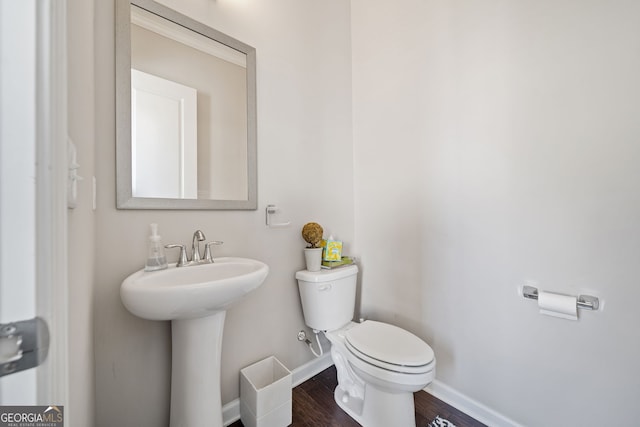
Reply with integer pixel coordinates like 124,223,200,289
231,366,486,427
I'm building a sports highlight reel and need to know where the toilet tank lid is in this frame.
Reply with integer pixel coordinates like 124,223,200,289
295,265,358,282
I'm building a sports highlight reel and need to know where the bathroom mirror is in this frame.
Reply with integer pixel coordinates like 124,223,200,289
116,0,257,209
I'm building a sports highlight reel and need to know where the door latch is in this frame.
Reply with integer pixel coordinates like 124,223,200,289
0,317,49,377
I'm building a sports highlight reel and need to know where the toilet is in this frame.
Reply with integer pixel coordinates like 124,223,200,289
296,265,435,427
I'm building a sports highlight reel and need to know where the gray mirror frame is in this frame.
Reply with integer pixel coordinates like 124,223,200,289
116,0,257,210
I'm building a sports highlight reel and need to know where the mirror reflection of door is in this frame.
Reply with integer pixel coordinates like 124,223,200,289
130,5,248,202
131,69,198,199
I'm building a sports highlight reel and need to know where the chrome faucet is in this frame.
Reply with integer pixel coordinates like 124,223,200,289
191,230,206,263
164,230,223,267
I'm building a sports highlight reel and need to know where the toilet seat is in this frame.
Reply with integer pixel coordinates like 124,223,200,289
345,321,434,374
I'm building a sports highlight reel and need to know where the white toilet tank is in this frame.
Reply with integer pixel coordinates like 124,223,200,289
295,265,358,332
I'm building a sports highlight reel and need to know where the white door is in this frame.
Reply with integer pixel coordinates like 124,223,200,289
0,0,67,410
131,69,198,199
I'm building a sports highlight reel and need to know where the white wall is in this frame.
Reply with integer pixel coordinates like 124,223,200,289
92,1,353,426
352,0,640,425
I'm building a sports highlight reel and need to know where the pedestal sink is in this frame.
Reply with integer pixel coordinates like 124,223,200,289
120,257,269,427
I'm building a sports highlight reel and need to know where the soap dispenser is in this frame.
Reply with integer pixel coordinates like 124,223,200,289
145,223,168,271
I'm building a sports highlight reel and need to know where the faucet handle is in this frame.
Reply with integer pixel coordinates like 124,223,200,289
203,241,224,263
165,244,188,267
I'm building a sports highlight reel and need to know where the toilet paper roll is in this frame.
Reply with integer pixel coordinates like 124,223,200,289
538,291,577,321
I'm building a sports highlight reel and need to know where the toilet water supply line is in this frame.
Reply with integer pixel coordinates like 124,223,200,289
297,330,323,358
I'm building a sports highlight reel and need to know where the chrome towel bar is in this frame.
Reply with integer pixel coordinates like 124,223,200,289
522,285,599,311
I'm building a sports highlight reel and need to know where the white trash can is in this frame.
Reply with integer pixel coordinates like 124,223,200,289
240,356,292,427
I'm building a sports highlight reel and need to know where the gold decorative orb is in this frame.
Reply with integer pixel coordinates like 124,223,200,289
302,222,323,248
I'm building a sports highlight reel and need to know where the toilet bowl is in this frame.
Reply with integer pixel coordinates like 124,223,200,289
326,320,435,427
296,265,436,427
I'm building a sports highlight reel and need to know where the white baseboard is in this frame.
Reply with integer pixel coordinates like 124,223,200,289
222,400,241,427
223,353,333,426
425,380,524,427
291,352,334,387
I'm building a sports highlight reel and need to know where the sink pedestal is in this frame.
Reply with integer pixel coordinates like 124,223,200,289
170,311,226,427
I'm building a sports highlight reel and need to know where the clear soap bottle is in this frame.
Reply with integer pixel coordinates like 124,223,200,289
145,223,168,271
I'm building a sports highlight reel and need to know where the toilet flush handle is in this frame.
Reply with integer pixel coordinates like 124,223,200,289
318,284,332,292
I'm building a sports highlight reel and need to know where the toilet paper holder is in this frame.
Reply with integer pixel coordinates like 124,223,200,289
522,285,599,310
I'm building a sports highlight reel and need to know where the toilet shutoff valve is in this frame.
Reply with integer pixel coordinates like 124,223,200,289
298,329,324,358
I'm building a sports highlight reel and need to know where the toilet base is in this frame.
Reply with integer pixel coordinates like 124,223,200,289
334,383,416,427
324,322,432,427
334,386,363,421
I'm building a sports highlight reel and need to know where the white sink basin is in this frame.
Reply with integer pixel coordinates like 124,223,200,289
120,256,268,427
120,257,269,320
